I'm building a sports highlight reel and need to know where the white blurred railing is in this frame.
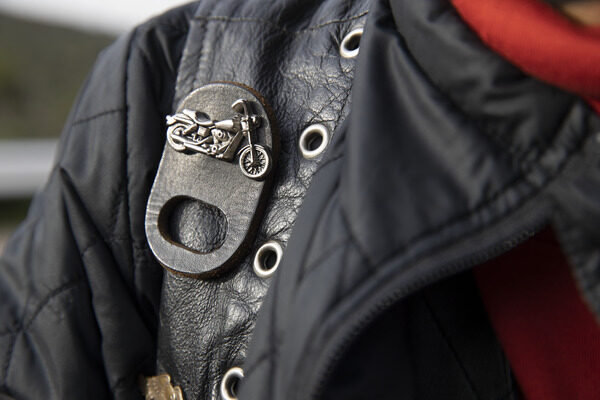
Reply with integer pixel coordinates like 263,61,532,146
0,139,57,198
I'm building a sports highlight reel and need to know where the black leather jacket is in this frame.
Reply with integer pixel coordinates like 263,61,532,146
2,0,600,399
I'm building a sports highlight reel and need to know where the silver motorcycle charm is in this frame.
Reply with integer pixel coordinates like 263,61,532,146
166,99,271,180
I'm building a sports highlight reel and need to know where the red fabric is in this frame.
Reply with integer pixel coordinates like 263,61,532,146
443,2,600,398
589,99,600,115
451,0,600,110
452,2,600,397
474,228,600,399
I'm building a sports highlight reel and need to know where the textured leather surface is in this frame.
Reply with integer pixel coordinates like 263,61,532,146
155,1,369,399
168,198,227,253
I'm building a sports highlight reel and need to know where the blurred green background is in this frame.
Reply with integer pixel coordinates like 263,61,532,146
0,15,112,139
0,14,113,252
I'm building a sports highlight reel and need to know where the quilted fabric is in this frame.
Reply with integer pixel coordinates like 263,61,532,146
2,0,600,399
155,1,369,398
0,4,195,399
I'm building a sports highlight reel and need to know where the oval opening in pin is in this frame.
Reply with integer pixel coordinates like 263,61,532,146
158,196,228,254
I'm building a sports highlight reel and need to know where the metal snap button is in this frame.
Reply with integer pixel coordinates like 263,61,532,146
253,241,283,278
340,28,363,59
220,367,244,400
299,124,329,159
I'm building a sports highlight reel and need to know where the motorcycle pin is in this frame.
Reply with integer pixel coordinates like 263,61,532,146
145,83,279,278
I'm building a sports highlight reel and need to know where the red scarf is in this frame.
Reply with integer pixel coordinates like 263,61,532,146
452,0,600,112
451,1,600,399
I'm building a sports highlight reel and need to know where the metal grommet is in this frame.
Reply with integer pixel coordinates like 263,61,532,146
220,367,244,400
253,241,283,278
339,27,363,59
299,124,329,159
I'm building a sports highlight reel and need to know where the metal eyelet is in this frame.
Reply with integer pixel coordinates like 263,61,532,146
299,124,329,159
220,367,244,400
253,241,283,278
339,28,363,59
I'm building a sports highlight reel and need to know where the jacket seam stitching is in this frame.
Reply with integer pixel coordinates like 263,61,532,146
0,275,87,384
295,178,342,286
314,154,343,174
192,11,368,35
304,120,588,384
339,205,374,271
242,351,272,380
1,334,16,386
423,295,481,399
345,103,587,267
391,128,584,266
123,26,137,298
300,237,351,282
190,9,210,94
331,239,352,312
0,276,87,339
286,223,371,398
71,108,126,127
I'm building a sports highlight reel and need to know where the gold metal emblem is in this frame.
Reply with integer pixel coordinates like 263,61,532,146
140,374,184,400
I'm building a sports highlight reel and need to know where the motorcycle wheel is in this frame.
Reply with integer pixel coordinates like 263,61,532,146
238,145,271,180
166,123,187,151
